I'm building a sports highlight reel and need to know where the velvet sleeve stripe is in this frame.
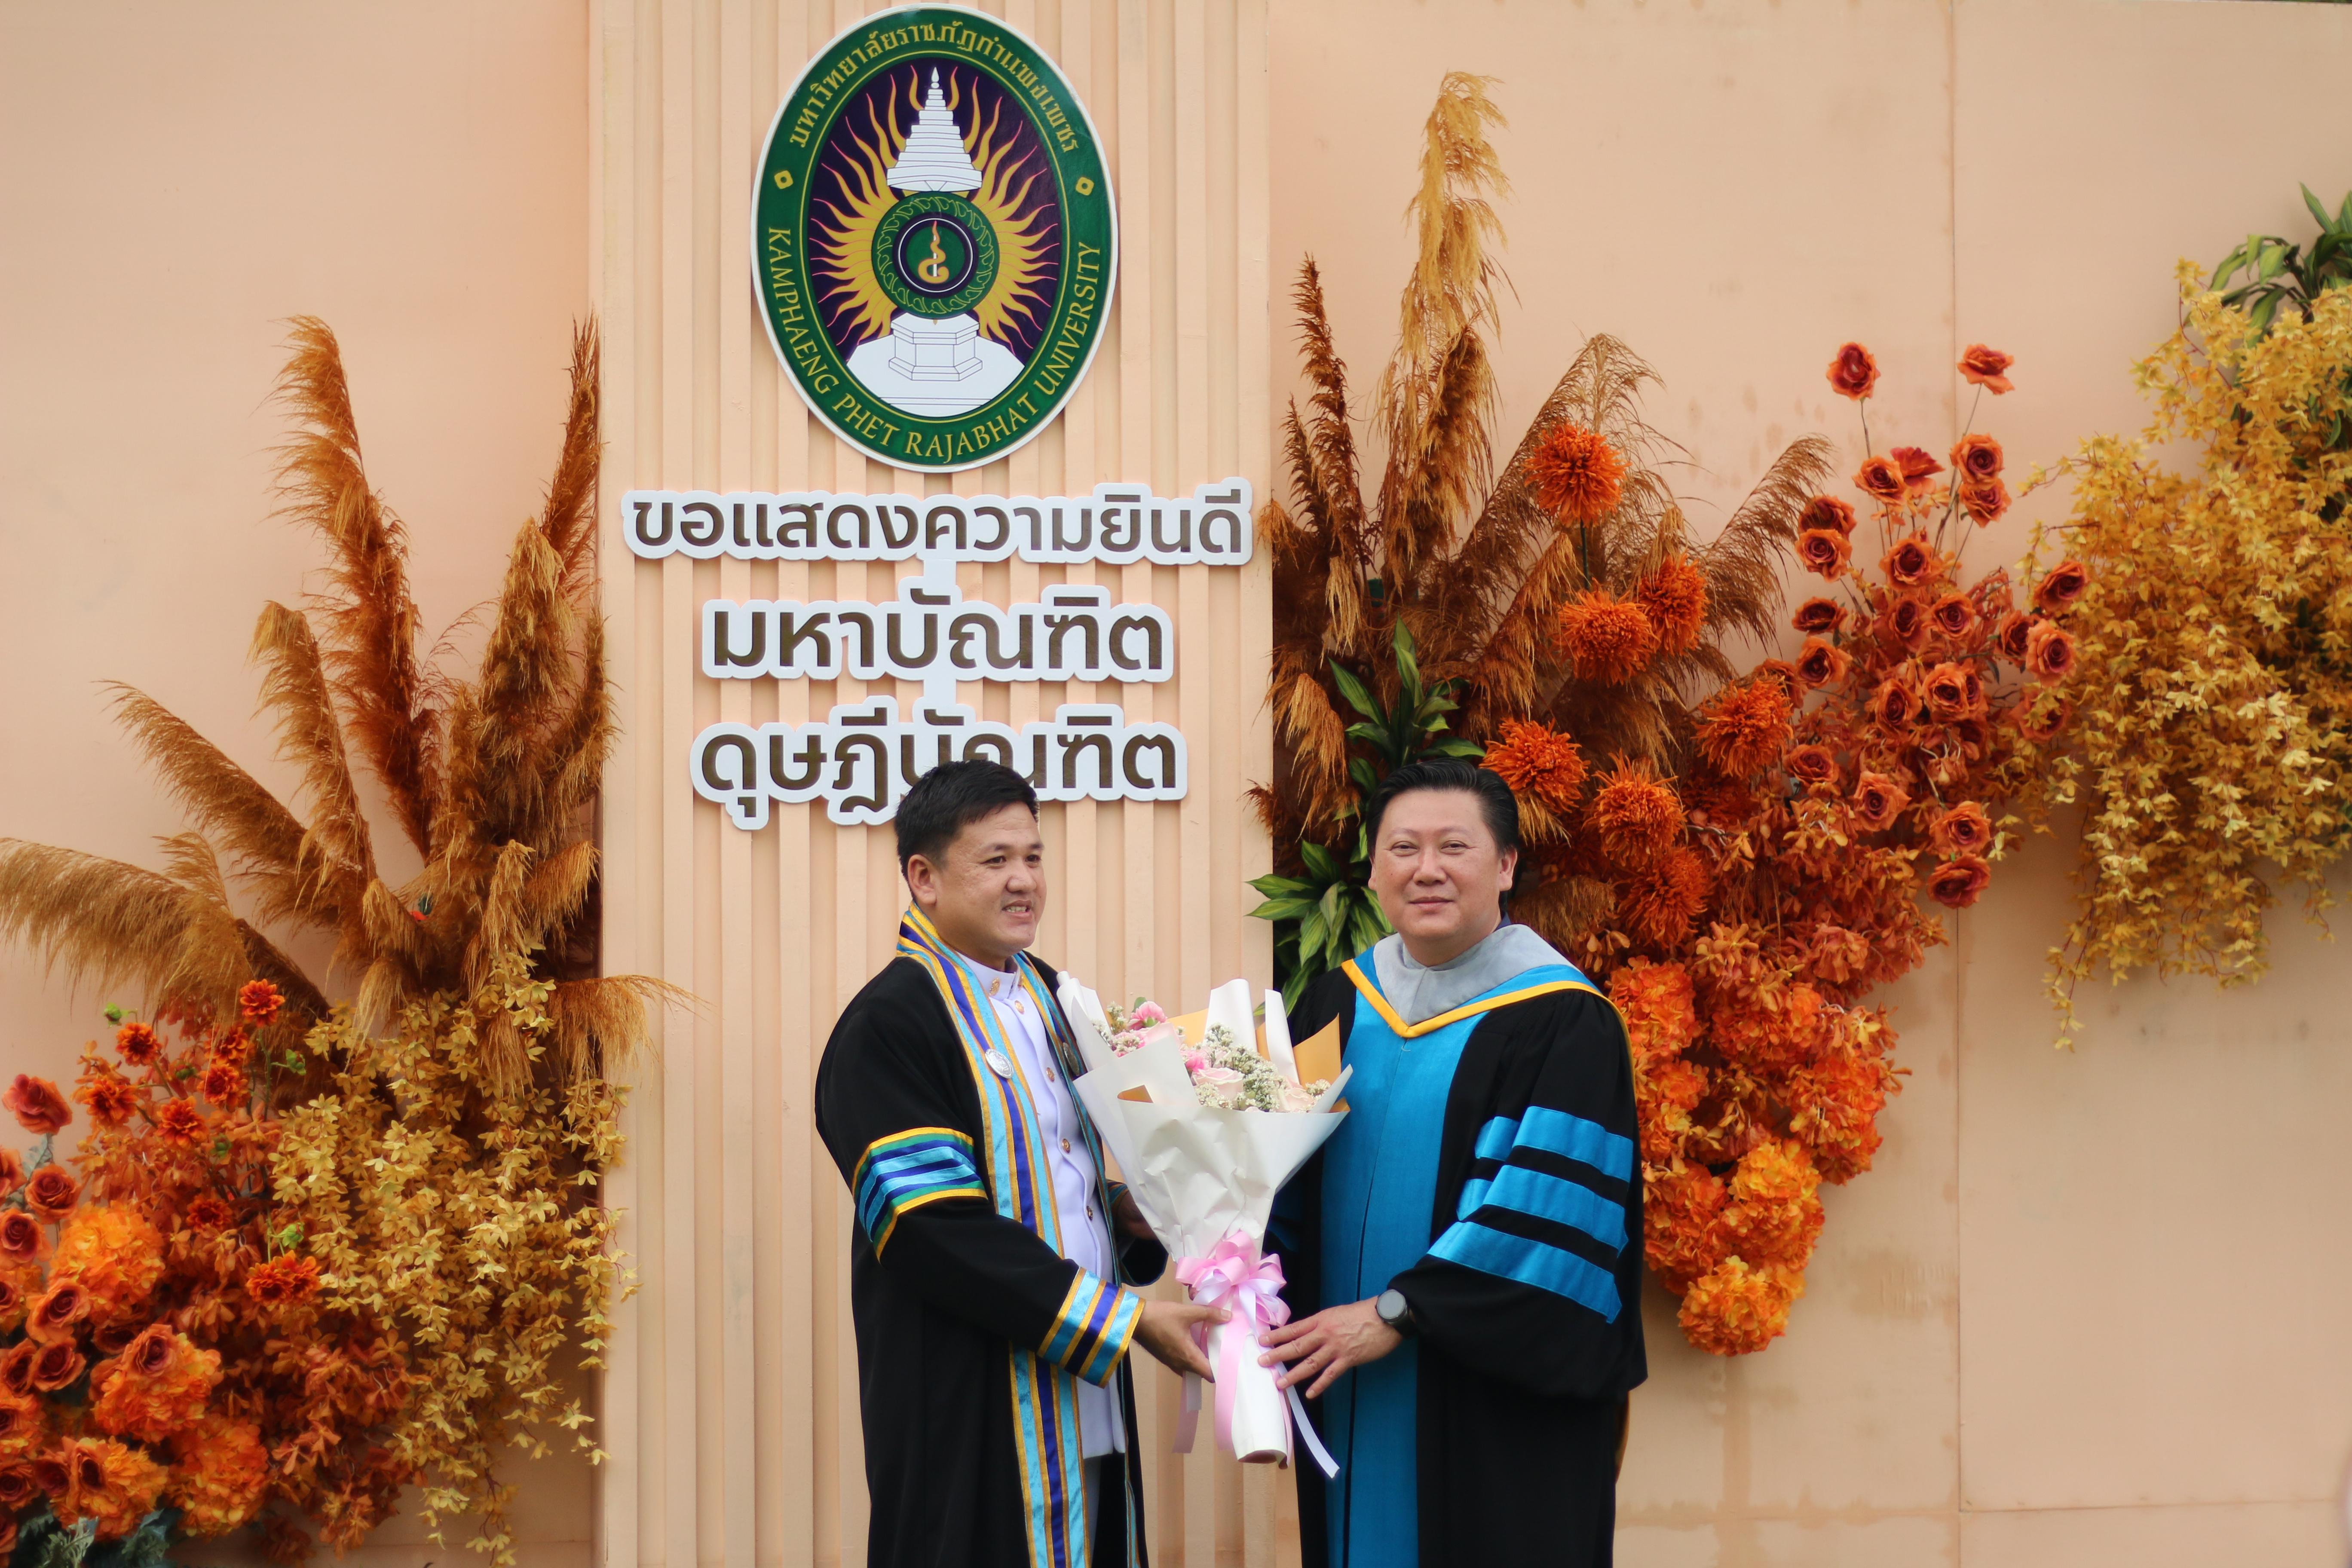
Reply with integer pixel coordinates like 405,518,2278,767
1474,1107,1635,1182
1428,1220,1624,1321
852,1128,986,1254
1039,1271,1143,1387
1456,1163,1629,1252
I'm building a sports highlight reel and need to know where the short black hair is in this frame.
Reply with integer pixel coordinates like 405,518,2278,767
896,760,1039,872
1363,758,1520,855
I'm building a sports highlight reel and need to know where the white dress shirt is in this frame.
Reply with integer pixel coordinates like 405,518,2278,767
960,952,1129,1459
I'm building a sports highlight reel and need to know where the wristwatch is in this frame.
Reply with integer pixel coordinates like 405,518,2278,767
1373,1287,1419,1338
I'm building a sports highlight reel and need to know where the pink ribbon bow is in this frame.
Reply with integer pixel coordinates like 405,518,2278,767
1170,1232,1337,1475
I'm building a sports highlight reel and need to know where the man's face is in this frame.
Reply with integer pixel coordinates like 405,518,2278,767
1367,789,1515,959
906,802,1046,967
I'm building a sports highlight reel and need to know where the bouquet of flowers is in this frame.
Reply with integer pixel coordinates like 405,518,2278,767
1059,978,1346,1471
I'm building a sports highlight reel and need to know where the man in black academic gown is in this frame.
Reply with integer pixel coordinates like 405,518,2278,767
816,761,1221,1568
1262,759,1646,1568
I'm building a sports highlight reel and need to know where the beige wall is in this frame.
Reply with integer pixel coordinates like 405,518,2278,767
1271,1,2352,1565
11,3,2352,1568
0,4,597,1567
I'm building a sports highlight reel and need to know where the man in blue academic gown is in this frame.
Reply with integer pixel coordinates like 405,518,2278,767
1263,759,1646,1568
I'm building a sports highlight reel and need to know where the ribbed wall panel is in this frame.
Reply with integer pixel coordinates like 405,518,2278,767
591,3,1277,1563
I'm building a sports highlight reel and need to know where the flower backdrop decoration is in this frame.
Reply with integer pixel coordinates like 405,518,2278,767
0,322,665,1564
1250,71,1831,1006
2030,266,2352,1040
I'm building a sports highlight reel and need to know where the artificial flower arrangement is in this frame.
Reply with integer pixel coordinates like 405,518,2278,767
1483,340,2083,1354
0,982,413,1568
1062,980,1345,1471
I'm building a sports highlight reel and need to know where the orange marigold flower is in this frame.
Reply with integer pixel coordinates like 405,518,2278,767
1851,771,1911,833
237,980,284,1026
199,1059,246,1109
1482,720,1588,812
1697,680,1793,778
1890,445,1945,496
1792,596,1846,635
56,1436,168,1542
1825,342,1879,400
54,1206,165,1326
24,1166,79,1224
1589,760,1684,870
1644,1161,1729,1295
2026,620,2076,683
210,1028,253,1068
91,1323,221,1444
1617,848,1712,948
1556,590,1659,684
1785,744,1840,790
183,1196,233,1233
1635,554,1710,657
1798,495,1857,536
1929,592,1978,643
1527,422,1627,525
0,1213,44,1268
1951,432,2003,484
1855,454,1908,507
76,1074,140,1129
1927,854,1993,910
170,1413,270,1537
1678,1257,1801,1357
113,1023,162,1067
1957,343,2015,394
1795,529,1851,580
245,1253,322,1310
1928,801,1994,857
3,1076,70,1137
1794,637,1851,691
1611,959,1700,1059
1960,473,2010,525
155,1098,205,1145
2034,559,2090,614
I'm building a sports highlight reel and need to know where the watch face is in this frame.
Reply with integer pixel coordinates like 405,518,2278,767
1377,1289,1407,1324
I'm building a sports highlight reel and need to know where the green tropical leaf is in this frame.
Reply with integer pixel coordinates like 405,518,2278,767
1329,661,1383,724
1248,872,1313,898
1298,839,1344,882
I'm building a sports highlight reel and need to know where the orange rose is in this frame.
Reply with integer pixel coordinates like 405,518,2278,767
1826,342,1880,399
1960,474,2010,525
28,1340,86,1393
1785,745,1840,790
1995,612,2033,662
2034,559,2089,614
0,1345,35,1397
1890,445,1945,495
3,1076,70,1137
1794,637,1851,690
0,1459,40,1508
1797,529,1852,580
2018,695,2072,744
1929,801,1994,857
1951,432,2003,483
0,1213,43,1268
1924,661,1985,722
1855,455,1908,506
1883,533,1939,589
24,1166,79,1225
1883,596,1931,653
1927,855,1993,909
1798,495,1857,536
1851,772,1912,833
1929,593,1978,642
26,1279,91,1346
1870,671,1923,731
2026,620,2076,683
113,1023,162,1067
1957,344,2015,394
1792,596,1846,635
0,1149,20,1200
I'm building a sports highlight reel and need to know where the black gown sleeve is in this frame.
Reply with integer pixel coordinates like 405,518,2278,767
1387,989,1646,1400
815,965,1143,1387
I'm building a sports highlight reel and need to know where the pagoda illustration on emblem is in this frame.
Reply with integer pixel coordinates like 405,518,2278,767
811,68,1059,417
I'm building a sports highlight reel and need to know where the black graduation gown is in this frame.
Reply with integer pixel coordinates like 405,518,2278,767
815,928,1169,1568
1273,962,1646,1568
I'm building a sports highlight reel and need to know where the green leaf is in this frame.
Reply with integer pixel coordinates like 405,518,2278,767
2304,183,2334,232
1247,872,1313,898
1298,839,1344,882
1249,896,1320,922
1429,737,1487,759
1392,620,1424,694
2251,292,2283,337
1329,662,1383,724
1348,757,1381,795
1298,901,1330,963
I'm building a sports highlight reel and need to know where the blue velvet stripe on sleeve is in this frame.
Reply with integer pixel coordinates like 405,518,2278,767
1473,1106,1635,1182
1430,1109,1635,1321
852,1127,986,1254
1454,1162,1629,1253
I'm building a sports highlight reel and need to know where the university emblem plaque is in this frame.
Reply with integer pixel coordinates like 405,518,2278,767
756,8,1115,471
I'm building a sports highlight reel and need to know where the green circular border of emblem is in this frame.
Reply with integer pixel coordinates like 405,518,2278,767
874,193,998,319
752,6,1118,473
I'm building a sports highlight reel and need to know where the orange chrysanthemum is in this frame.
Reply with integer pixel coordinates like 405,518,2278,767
1697,679,1794,778
1527,422,1627,525
211,1028,253,1069
1616,848,1712,948
182,1196,233,1233
56,1436,169,1541
52,1205,166,1327
170,1413,270,1537
1611,959,1699,1058
1678,1257,1801,1357
245,1253,322,1310
155,1098,205,1144
238,980,284,1026
113,1023,162,1067
1717,1140,1826,1268
1482,720,1588,812
1588,760,1684,870
91,1324,221,1443
199,1059,246,1108
1555,590,1660,684
1643,1161,1729,1295
76,1073,140,1129
1635,554,1709,657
